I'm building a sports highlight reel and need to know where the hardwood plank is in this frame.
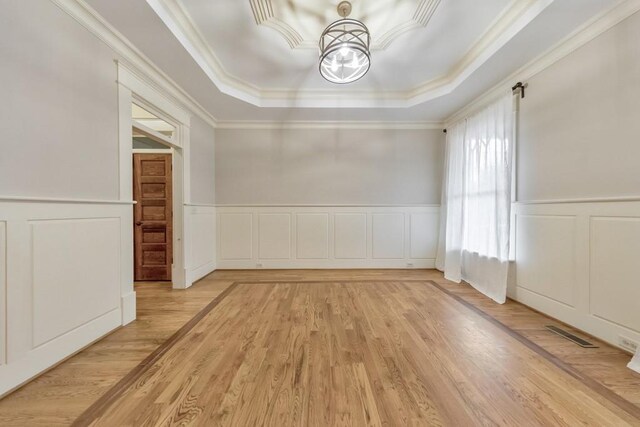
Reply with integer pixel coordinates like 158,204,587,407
0,270,638,427
76,280,640,426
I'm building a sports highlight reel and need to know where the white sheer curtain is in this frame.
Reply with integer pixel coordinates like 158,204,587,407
436,92,514,303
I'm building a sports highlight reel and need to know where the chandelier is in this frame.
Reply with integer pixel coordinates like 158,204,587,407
319,1,371,84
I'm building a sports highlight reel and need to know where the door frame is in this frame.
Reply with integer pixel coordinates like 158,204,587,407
117,62,191,289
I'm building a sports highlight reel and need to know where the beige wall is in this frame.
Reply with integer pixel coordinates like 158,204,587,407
190,115,216,205
215,128,445,205
0,0,216,202
517,11,640,202
0,1,120,200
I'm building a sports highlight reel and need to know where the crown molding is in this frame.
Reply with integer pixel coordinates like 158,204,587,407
406,0,552,107
249,0,304,49
147,0,263,107
445,0,640,126
376,0,441,50
147,0,552,109
50,0,218,128
215,121,444,130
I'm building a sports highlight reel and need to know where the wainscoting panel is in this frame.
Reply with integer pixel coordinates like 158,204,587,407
334,213,367,260
0,222,5,367
31,218,121,348
409,213,439,259
0,198,134,397
217,206,439,269
186,205,216,284
512,200,640,351
372,213,405,259
296,213,329,259
515,215,577,307
219,213,252,260
258,214,291,259
590,217,640,334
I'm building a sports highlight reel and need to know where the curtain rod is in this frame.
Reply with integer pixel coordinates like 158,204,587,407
512,81,525,99
443,81,526,134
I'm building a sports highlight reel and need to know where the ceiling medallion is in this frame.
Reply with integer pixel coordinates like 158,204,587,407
319,1,371,84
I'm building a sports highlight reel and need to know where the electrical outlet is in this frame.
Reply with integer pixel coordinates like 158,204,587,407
618,335,639,353
256,262,263,268
406,262,414,268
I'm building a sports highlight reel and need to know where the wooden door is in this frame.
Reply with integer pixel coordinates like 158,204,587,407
133,153,173,281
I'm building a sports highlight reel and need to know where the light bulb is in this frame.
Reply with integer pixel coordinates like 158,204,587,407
331,56,338,72
339,44,350,56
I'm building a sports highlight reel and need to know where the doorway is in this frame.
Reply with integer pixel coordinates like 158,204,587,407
117,62,192,291
131,101,178,282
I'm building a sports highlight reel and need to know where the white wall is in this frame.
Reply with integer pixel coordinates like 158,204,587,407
215,128,444,205
512,11,640,351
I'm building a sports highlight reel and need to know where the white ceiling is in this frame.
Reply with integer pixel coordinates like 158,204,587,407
86,0,621,121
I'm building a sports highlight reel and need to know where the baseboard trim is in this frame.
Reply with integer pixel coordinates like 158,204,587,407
216,260,436,270
121,292,137,325
187,261,217,284
0,309,121,398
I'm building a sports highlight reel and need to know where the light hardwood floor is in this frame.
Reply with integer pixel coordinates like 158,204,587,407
0,270,638,426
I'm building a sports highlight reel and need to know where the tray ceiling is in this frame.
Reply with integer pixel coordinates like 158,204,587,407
85,0,625,121
147,0,554,108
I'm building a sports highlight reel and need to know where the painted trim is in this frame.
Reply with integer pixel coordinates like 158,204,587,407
184,203,217,207
146,0,553,108
120,292,137,325
50,0,217,128
187,260,217,284
216,121,445,130
132,120,175,146
515,196,640,205
0,309,121,399
0,222,6,367
0,196,135,205
511,200,640,366
445,0,640,125
214,204,441,208
217,205,439,270
132,149,172,154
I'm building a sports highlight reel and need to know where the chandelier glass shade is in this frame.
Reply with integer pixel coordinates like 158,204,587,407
319,16,371,84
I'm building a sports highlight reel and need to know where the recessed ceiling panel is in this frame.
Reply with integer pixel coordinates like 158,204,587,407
147,0,554,107
249,0,442,50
